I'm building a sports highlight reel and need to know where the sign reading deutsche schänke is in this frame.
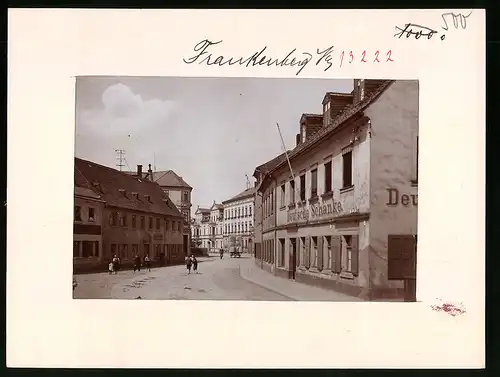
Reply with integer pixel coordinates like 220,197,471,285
287,199,344,223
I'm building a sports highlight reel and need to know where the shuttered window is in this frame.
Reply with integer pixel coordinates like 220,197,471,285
388,235,417,280
318,236,324,270
331,236,342,273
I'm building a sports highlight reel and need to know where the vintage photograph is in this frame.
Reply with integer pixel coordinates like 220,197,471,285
73,77,418,302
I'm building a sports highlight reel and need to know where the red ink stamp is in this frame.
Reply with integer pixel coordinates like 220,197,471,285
431,301,466,316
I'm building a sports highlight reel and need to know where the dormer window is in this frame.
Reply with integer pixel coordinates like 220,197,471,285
323,101,330,126
132,192,140,200
118,188,127,197
301,124,306,143
91,180,102,193
145,195,151,202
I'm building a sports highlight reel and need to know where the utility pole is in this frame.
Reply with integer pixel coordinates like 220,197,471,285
115,149,125,171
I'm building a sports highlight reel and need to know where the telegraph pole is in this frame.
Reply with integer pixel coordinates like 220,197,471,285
115,149,126,171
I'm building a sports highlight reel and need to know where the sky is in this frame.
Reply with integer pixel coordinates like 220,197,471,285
75,76,353,212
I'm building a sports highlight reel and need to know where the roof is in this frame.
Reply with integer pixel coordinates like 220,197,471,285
75,158,183,218
322,91,353,105
75,186,103,201
222,186,257,204
195,206,211,214
124,169,192,189
210,201,223,211
300,113,323,124
253,151,290,178
268,80,394,175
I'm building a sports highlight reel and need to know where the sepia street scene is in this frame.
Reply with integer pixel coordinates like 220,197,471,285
73,77,418,302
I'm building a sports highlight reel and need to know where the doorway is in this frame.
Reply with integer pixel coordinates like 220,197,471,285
289,238,297,280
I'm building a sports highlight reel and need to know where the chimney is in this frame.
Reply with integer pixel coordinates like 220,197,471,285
148,164,153,181
137,165,143,178
296,133,301,147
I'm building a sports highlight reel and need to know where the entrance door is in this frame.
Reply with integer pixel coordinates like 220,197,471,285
289,238,297,280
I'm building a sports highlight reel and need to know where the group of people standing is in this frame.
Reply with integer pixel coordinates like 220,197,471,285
108,254,152,274
185,254,198,274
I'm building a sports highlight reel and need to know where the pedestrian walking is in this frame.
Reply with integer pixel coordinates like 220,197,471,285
108,260,114,275
192,255,198,273
219,248,224,260
133,254,141,273
112,255,119,274
185,255,192,274
144,254,151,272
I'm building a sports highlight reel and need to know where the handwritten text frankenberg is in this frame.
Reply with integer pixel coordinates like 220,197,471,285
183,39,337,76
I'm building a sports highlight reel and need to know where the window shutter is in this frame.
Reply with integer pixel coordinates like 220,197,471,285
305,237,310,268
388,235,416,280
318,236,324,270
332,235,341,273
351,235,359,276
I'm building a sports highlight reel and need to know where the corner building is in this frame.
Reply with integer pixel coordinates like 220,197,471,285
255,80,419,301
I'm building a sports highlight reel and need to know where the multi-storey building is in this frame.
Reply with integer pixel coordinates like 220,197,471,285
191,203,224,252
192,206,211,249
73,168,105,272
209,202,224,250
254,79,419,301
126,167,193,257
75,158,185,271
222,187,256,253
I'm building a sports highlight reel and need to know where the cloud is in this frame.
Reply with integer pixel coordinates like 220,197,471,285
75,83,177,166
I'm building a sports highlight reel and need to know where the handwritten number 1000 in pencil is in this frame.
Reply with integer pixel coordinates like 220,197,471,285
338,50,394,68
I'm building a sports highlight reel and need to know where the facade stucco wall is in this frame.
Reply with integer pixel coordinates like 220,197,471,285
366,80,419,289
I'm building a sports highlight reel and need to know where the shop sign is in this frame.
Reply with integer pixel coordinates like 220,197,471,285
386,188,418,207
287,199,359,223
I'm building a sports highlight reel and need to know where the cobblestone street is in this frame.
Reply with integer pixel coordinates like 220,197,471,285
73,255,365,301
73,256,291,300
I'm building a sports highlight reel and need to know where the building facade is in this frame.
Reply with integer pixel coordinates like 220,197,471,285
254,79,418,301
192,206,211,250
73,170,105,272
75,159,185,271
126,167,193,257
191,203,224,252
222,187,256,253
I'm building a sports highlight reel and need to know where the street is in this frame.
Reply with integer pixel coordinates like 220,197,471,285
73,255,291,300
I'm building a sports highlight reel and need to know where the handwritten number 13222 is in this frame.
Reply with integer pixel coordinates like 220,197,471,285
339,50,394,67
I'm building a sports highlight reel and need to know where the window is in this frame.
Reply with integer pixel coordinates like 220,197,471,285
120,213,128,227
120,244,129,260
74,206,82,222
324,161,332,193
271,191,274,214
82,241,93,258
249,206,252,216
323,101,330,126
132,215,137,228
94,241,99,257
279,239,285,267
342,151,353,188
289,179,295,204
245,207,248,216
73,241,80,257
183,191,189,203
311,169,318,198
311,236,318,267
324,236,332,270
144,243,150,256
110,244,117,257
301,125,306,143
388,235,417,280
300,237,306,267
109,212,118,226
299,175,306,201
280,184,286,207
183,211,189,223
156,218,161,230
342,235,353,272
88,207,95,222
148,217,153,230
132,244,138,257
164,190,170,197
155,244,161,258
140,216,145,229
